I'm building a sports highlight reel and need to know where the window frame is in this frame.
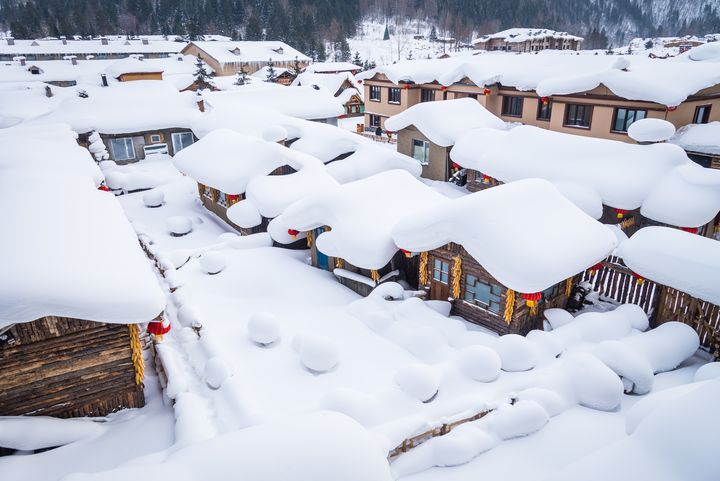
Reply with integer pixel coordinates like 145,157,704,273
501,95,524,117
536,98,552,121
388,87,401,105
463,273,502,314
171,132,194,154
432,258,450,284
563,103,593,129
368,114,381,128
611,107,647,133
420,88,435,103
412,138,430,165
149,134,162,143
109,137,135,162
369,85,381,102
693,104,712,124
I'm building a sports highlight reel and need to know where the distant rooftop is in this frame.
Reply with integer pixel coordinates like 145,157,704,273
473,28,584,44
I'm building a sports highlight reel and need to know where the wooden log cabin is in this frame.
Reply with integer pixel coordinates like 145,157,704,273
392,179,618,335
0,169,165,424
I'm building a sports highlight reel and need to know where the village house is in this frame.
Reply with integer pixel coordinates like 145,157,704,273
472,28,583,52
104,56,164,82
0,124,165,420
391,179,617,335
181,41,310,76
669,121,720,169
0,36,185,62
357,49,720,143
251,66,295,85
292,71,365,117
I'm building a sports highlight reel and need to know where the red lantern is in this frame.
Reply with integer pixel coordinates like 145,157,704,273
632,272,645,285
540,96,550,105
227,194,240,204
287,229,300,239
588,262,603,276
403,84,410,90
615,208,628,219
440,85,447,91
522,292,542,308
147,319,171,341
452,162,460,171
680,227,698,234
357,79,362,84
98,184,110,192
481,173,491,184
400,249,412,258
667,106,677,112
483,88,492,96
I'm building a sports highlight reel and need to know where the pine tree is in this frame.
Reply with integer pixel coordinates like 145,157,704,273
337,38,351,62
429,26,438,42
193,56,213,91
265,59,277,82
383,24,390,41
644,39,654,49
352,51,362,66
234,63,248,85
290,56,303,77
245,11,263,41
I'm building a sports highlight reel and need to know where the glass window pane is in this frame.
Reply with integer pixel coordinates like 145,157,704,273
636,110,646,121
475,282,491,303
491,284,502,295
614,108,627,131
441,272,448,283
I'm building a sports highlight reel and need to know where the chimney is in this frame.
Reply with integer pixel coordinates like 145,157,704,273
137,54,144,61
6,37,14,46
100,37,108,45
196,93,205,112
16,56,26,66
65,55,77,65
45,85,53,98
100,73,108,87
176,54,183,61
60,36,67,45
142,38,149,45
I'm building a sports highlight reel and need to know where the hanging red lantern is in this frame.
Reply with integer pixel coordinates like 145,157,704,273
400,248,412,258
680,227,698,234
483,88,492,96
357,79,363,84
667,106,677,112
452,162,460,171
147,318,171,342
98,184,110,192
227,194,240,204
403,84,410,90
287,229,300,239
632,272,645,285
482,173,491,184
540,96,550,105
615,208,628,219
588,262,604,275
521,292,542,308
440,85,447,91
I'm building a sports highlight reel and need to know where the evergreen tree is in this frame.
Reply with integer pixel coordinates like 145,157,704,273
290,56,303,77
406,50,414,60
193,56,213,91
352,51,362,66
336,38,351,62
245,11,263,41
644,39,654,49
429,26,438,42
317,40,327,62
265,59,277,82
383,24,390,41
234,63,248,85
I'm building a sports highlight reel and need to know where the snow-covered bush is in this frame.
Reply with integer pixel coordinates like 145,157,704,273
88,131,109,161
247,312,281,346
299,336,340,373
200,251,226,275
456,345,501,382
394,364,441,403
167,216,193,236
494,334,539,372
104,171,124,192
143,189,164,208
204,357,231,389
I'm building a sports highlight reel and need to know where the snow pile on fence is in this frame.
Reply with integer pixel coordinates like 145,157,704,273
627,118,675,143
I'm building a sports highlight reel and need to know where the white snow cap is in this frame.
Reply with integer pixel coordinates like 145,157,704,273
627,118,675,143
384,98,507,147
617,226,720,305
669,121,720,156
270,170,447,269
392,179,618,293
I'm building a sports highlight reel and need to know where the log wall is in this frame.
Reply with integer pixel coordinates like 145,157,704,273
0,316,144,418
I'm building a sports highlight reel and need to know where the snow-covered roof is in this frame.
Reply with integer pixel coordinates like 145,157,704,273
250,66,290,80
104,57,164,78
627,118,675,143
618,226,720,311
358,52,720,107
0,38,185,56
292,71,363,101
26,81,202,134
473,28,583,44
186,41,310,64
450,125,720,227
384,98,507,146
203,84,343,120
269,170,447,269
304,62,361,73
0,126,165,326
669,121,720,156
392,179,618,293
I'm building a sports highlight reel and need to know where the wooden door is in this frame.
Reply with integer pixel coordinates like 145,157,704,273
429,256,451,301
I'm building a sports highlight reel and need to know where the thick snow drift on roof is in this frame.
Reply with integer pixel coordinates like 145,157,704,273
189,40,310,64
66,411,392,481
251,66,290,80
474,28,583,44
451,125,720,226
669,121,720,156
305,62,361,73
269,170,446,269
104,57,164,78
617,226,720,305
0,172,165,326
392,179,618,293
627,118,675,143
293,71,363,101
384,98,506,147
0,38,184,56
27,81,201,134
203,85,343,120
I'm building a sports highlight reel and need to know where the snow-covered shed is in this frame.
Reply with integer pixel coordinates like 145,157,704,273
669,121,720,169
104,56,164,82
251,66,294,85
292,71,364,117
391,179,618,335
269,170,447,295
0,126,165,418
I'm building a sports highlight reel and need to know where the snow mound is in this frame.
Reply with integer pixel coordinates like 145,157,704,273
494,334,539,372
167,216,193,236
142,189,165,208
516,388,567,417
200,251,226,275
299,336,340,373
627,118,675,143
177,305,200,328
488,400,549,440
694,362,720,382
394,364,441,402
247,312,281,346
0,416,105,451
593,340,655,394
543,308,574,330
319,388,381,426
563,352,624,411
204,357,231,389
621,321,699,373
456,345,501,382
526,329,563,358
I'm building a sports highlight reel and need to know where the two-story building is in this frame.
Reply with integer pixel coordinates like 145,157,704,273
472,28,583,52
181,41,310,76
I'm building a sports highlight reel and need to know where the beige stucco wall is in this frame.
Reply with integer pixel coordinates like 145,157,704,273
397,127,449,181
181,43,308,76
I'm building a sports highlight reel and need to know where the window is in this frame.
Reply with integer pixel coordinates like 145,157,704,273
501,96,523,117
421,89,435,102
217,191,228,207
564,104,593,128
537,99,552,121
110,137,135,161
464,274,502,314
171,132,194,153
368,114,381,128
412,139,430,165
612,108,646,132
150,134,162,143
202,185,213,199
388,87,401,104
693,105,711,124
433,258,450,284
369,85,381,101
